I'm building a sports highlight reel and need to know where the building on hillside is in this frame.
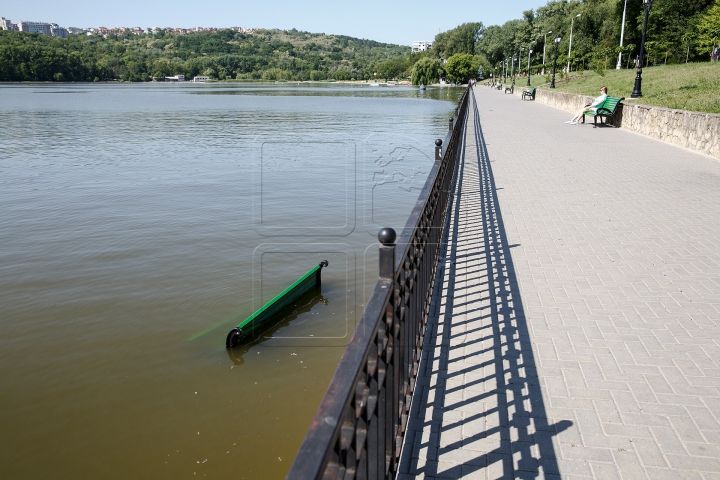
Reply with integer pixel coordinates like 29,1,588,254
18,21,52,35
193,76,209,83
412,41,432,53
165,75,185,82
50,24,68,38
1,17,18,30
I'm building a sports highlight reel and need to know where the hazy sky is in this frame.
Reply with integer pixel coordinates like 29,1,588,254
2,0,541,46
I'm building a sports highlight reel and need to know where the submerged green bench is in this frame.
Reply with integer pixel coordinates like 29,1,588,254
226,260,328,347
582,96,624,128
522,87,536,101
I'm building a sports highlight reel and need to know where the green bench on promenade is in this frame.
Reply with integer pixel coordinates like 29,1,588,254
496,83,502,90
505,84,514,94
522,87,536,101
582,96,625,128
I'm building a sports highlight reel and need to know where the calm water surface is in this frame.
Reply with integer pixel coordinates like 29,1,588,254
0,83,462,479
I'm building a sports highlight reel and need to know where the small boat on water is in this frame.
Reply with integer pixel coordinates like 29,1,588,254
225,260,329,347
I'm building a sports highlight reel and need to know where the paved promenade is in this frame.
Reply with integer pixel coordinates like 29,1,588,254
398,86,720,479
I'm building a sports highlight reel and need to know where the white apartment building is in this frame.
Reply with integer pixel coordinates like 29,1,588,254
412,41,433,53
18,21,52,35
1,17,16,30
50,24,68,38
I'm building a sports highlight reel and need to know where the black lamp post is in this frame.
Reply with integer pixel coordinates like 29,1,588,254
551,34,561,88
527,48,533,86
631,0,652,98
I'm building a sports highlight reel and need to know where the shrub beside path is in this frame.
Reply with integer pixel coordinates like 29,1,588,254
398,85,720,479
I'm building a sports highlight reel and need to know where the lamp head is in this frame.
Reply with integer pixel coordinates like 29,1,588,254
530,48,533,53
548,30,552,34
576,14,581,17
555,35,562,43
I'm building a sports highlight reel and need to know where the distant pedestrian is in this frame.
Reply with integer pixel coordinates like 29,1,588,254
565,86,608,125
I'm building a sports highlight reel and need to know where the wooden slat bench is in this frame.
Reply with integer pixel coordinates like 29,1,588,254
582,96,625,128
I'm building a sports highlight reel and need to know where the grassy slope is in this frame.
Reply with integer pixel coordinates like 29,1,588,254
545,63,720,114
492,62,720,114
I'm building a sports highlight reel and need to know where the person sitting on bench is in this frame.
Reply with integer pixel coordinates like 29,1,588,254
565,86,608,125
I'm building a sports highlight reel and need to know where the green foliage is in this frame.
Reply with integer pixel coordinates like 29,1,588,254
469,0,719,73
445,53,485,84
376,56,413,79
411,57,444,85
433,23,484,58
0,29,409,82
696,0,720,54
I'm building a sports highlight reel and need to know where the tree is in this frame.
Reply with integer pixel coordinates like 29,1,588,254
697,0,720,57
411,57,443,85
433,22,484,58
376,57,410,79
445,53,479,84
647,0,714,63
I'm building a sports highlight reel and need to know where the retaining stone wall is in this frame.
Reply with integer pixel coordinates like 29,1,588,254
507,86,720,160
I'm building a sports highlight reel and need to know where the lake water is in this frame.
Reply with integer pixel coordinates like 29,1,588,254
0,82,462,479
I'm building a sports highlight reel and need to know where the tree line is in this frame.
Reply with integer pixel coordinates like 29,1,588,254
0,28,409,82
469,0,719,76
410,0,719,84
2,0,717,85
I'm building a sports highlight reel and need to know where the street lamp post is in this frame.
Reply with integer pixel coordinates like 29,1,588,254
567,14,581,73
631,0,652,98
551,34,561,88
616,0,628,69
527,48,533,86
510,55,515,82
542,30,552,75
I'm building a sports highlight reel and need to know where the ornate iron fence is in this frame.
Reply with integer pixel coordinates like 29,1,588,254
287,86,470,480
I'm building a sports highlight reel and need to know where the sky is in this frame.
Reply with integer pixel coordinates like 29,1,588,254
1,0,542,46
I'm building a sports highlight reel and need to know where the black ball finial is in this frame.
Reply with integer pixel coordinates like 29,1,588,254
378,227,396,245
435,139,442,147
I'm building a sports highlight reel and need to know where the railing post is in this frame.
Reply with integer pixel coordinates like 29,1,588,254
434,139,442,162
448,117,454,132
378,227,397,278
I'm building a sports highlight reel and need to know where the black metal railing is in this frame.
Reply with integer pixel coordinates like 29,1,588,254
287,86,470,480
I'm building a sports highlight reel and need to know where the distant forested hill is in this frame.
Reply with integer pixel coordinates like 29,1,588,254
0,28,410,82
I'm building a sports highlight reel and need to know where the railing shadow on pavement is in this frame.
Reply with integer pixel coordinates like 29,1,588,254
399,88,572,479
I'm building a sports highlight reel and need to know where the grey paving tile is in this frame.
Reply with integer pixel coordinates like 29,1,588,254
399,86,720,479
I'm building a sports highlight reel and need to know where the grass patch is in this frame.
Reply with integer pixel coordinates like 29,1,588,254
540,62,720,114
